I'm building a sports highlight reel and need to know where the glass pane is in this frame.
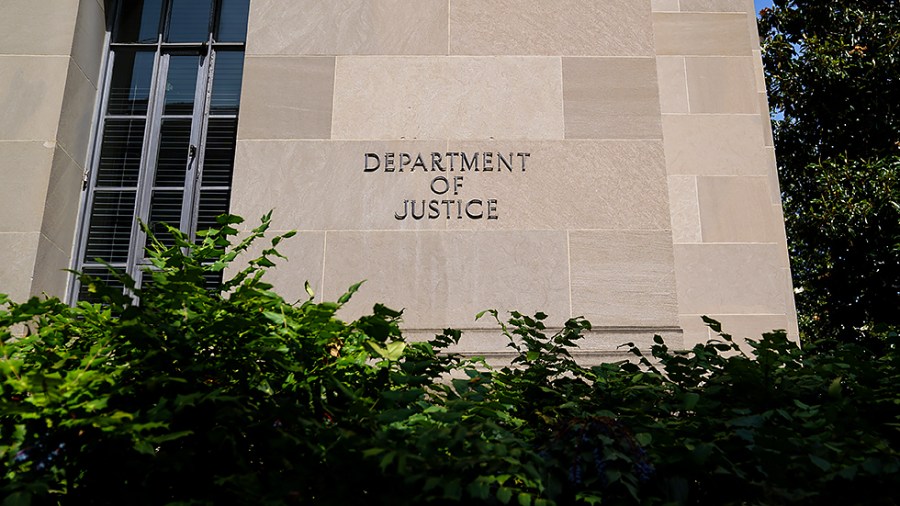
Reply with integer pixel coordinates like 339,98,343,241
84,191,137,263
164,55,201,115
149,190,185,247
115,0,163,43
196,189,231,232
154,119,192,187
209,51,244,115
166,0,213,43
96,119,146,187
108,50,155,115
216,0,250,42
201,119,237,186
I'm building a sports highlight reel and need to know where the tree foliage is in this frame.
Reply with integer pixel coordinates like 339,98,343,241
759,0,900,348
1,215,898,505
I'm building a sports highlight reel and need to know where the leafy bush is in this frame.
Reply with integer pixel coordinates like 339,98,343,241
1,215,898,505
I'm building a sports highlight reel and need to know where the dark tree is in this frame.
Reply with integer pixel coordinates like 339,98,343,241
759,0,900,350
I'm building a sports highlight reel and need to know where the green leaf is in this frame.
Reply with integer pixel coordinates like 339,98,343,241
701,316,722,333
149,430,194,444
497,487,513,504
443,479,462,501
467,479,490,500
263,311,285,325
379,451,396,471
384,341,407,361
134,440,156,455
838,465,858,480
828,376,843,398
809,454,832,472
361,448,384,458
575,492,603,505
683,392,700,411
475,309,497,321
337,281,365,305
3,491,31,506
518,493,533,506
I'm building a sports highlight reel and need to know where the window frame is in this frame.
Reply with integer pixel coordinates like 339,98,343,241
69,0,246,303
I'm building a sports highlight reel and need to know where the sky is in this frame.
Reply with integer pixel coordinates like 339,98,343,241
754,0,774,12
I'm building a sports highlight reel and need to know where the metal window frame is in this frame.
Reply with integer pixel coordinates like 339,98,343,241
69,0,244,303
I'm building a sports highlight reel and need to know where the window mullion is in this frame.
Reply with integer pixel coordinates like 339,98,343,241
128,50,168,287
184,41,216,239
68,39,116,303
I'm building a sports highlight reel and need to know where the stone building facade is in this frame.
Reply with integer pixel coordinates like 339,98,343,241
0,0,796,359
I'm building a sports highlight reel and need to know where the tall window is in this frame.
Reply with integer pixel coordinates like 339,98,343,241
72,0,250,301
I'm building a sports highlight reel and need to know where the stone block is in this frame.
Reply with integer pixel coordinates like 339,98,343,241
450,0,654,56
667,175,702,243
70,0,107,86
651,0,680,12
247,0,448,56
0,0,79,56
656,56,689,113
0,141,54,232
674,243,788,315
0,232,40,302
569,230,679,327
685,56,758,113
321,230,571,329
761,93,776,146
679,0,750,12
697,176,782,243
562,57,662,139
752,50,767,93
331,56,565,140
238,56,335,140
30,234,71,299
57,58,99,163
662,115,768,175
39,147,83,253
0,56,69,140
654,12,752,56
764,148,781,202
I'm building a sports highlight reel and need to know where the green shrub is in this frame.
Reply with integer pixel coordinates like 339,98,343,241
1,214,898,505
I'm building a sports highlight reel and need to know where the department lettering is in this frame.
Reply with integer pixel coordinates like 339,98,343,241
364,151,530,172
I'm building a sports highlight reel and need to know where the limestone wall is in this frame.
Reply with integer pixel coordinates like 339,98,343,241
231,0,795,352
0,0,106,301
